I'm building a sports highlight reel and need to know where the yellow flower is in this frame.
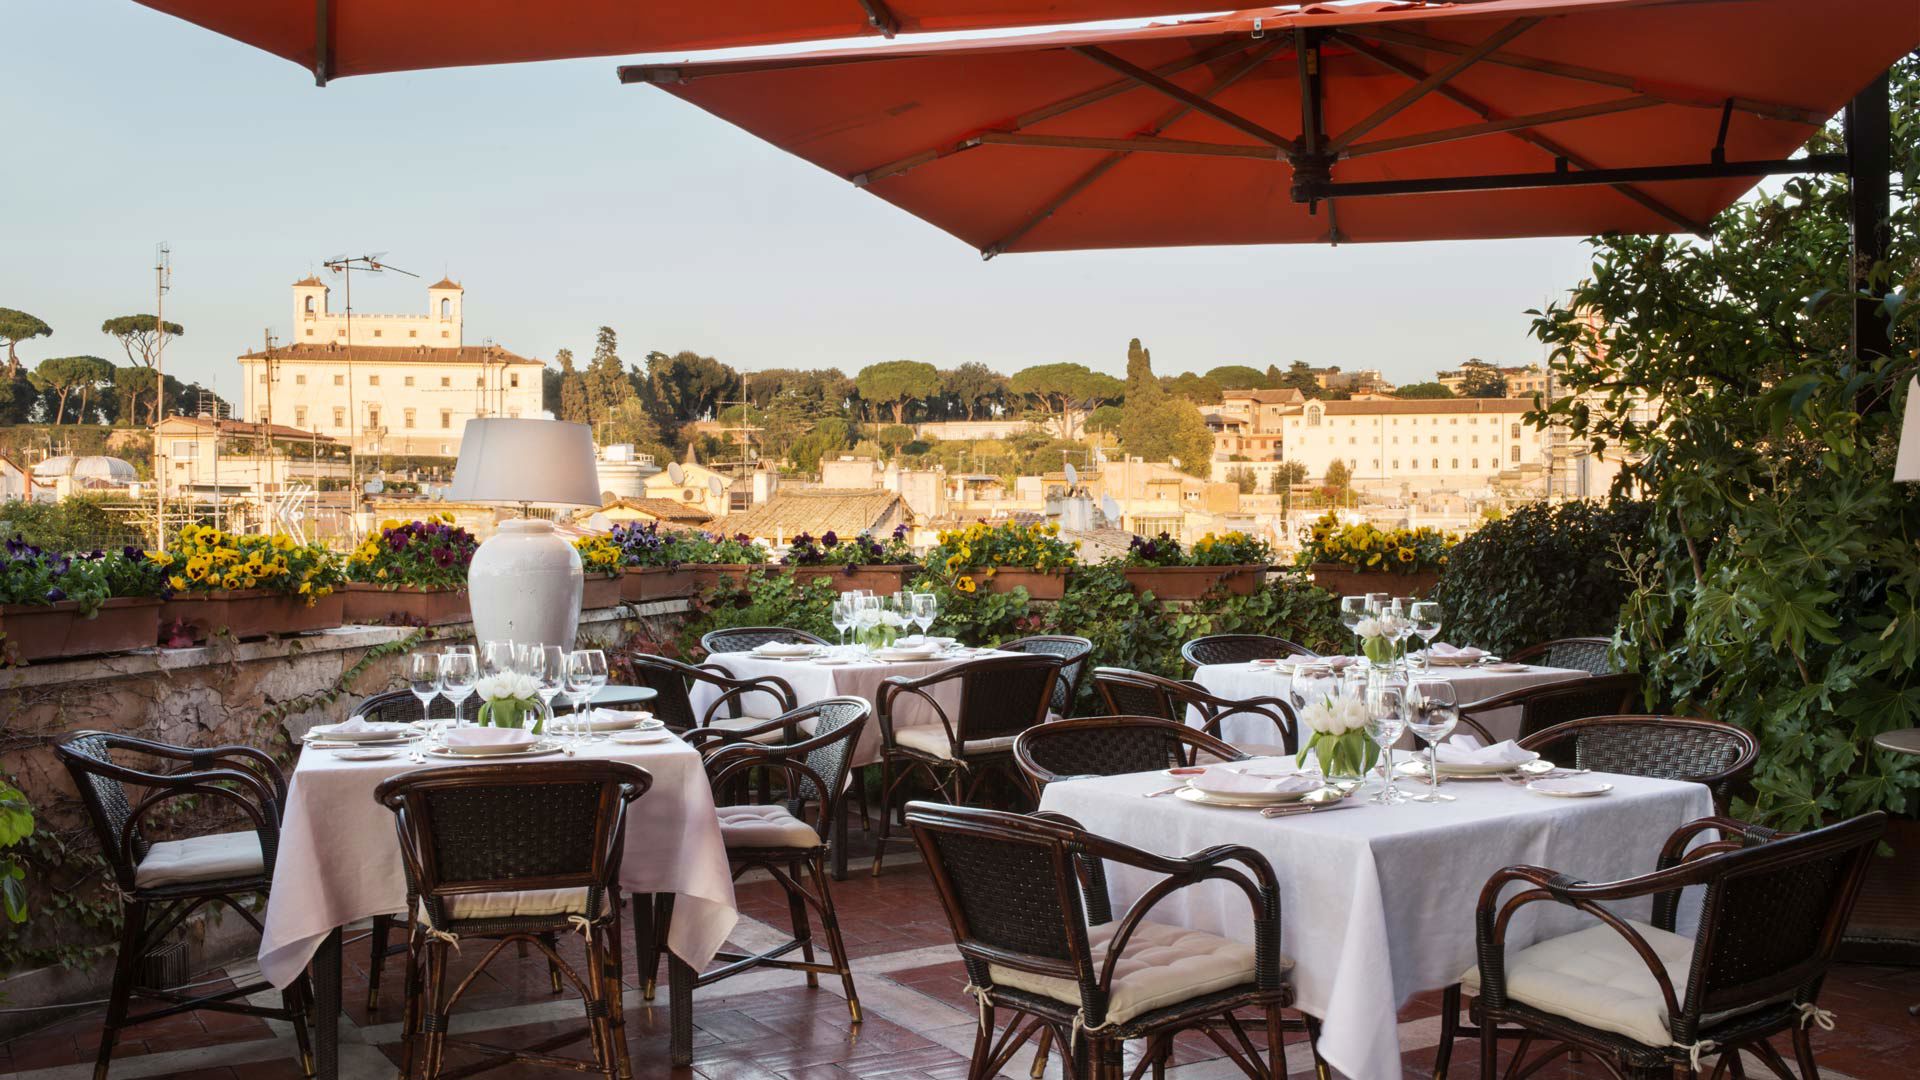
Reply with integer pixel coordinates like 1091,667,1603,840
955,575,977,594
299,581,312,595
168,575,186,591
380,519,402,531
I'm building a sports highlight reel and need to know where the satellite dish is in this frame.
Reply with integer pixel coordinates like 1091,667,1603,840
667,462,685,485
709,475,727,498
364,479,384,494
1064,462,1079,487
1102,495,1121,522
1169,456,1182,469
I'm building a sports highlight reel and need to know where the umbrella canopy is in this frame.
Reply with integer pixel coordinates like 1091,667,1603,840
621,0,1918,253
131,0,1242,84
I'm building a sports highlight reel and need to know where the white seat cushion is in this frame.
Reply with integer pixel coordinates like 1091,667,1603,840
716,804,821,849
134,831,265,888
439,887,594,921
705,713,790,744
990,919,1275,1025
1460,919,1694,1048
894,726,1015,760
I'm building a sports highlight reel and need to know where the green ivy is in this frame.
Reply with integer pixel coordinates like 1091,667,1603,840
0,778,31,925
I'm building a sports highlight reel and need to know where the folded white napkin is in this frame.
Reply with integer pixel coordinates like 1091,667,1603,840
587,708,656,731
1428,643,1487,661
1323,655,1356,669
1191,765,1323,796
443,727,534,748
312,716,406,738
332,716,370,732
1432,733,1531,765
751,642,816,657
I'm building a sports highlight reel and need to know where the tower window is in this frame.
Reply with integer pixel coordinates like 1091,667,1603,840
441,410,453,429
404,409,416,429
440,298,452,319
509,373,520,388
373,329,382,338
295,374,306,386
304,296,315,314
333,407,345,427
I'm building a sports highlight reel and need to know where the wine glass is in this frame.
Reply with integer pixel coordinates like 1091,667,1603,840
854,594,882,651
565,649,609,746
534,644,567,736
912,592,937,639
1339,595,1369,654
481,640,516,678
408,652,442,725
1406,680,1458,803
1365,591,1392,616
440,650,478,726
1409,601,1443,670
1364,682,1409,805
830,595,855,651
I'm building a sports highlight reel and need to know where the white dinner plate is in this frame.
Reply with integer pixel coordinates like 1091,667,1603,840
1527,777,1613,798
813,657,853,666
435,736,542,757
425,739,564,760
1177,781,1313,807
874,647,940,662
1481,663,1531,673
609,730,674,745
1405,750,1541,777
751,643,819,657
333,748,401,761
307,721,415,742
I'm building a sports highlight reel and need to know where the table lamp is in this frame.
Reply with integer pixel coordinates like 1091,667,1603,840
446,419,603,648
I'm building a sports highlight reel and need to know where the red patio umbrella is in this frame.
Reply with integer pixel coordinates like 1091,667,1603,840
619,0,1918,253
130,0,1245,84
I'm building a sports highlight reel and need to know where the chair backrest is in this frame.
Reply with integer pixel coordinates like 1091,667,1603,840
356,687,478,726
375,760,650,928
1676,813,1884,1037
888,654,1062,749
906,802,1100,1004
625,654,704,729
1014,716,1246,796
1519,715,1757,812
700,626,828,655
55,732,149,880
1181,634,1316,668
709,697,870,840
1507,636,1615,675
999,635,1094,717
1089,667,1299,752
1465,672,1642,741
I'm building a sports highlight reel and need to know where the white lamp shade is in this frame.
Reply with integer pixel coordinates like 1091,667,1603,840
1898,378,1920,483
446,418,602,506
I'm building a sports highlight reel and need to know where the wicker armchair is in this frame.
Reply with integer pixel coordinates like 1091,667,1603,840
1507,636,1616,674
376,760,651,1080
906,802,1328,1080
699,625,830,655
1436,812,1884,1080
1520,716,1758,814
871,653,1062,876
625,653,799,735
1013,716,1247,798
1456,672,1641,743
54,731,313,1080
355,687,477,726
998,634,1094,718
1181,634,1317,669
1090,667,1300,757
637,698,869,1016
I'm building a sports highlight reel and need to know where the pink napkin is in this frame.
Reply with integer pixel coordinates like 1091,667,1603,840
1428,643,1487,661
443,727,534,748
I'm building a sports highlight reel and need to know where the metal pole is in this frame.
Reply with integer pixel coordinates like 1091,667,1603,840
1845,72,1892,368
152,244,170,552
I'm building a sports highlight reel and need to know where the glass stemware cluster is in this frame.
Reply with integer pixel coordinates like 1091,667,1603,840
406,642,607,745
831,589,941,653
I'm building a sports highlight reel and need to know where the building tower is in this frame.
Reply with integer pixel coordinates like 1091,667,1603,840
427,278,464,347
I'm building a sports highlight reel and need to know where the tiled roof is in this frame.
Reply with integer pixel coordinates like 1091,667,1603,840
160,415,336,442
238,343,542,366
428,277,463,291
713,489,909,539
1221,388,1306,404
1305,397,1539,416
292,275,326,287
601,497,711,523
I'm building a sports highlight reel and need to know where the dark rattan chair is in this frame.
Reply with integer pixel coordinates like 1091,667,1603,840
625,653,799,735
699,625,830,655
1181,634,1318,669
376,760,651,1080
999,634,1094,718
1013,716,1247,799
636,697,869,1016
1520,715,1758,814
54,731,314,1080
1506,636,1616,674
1090,666,1301,757
1436,812,1885,1080
906,802,1328,1080
871,653,1063,876
1456,672,1641,743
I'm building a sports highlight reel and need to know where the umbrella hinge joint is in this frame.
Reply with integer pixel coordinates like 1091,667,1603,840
1252,18,1264,40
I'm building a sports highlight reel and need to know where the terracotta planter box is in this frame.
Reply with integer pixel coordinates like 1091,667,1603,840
620,567,698,602
788,564,919,594
581,575,623,610
1122,565,1265,600
965,567,1071,600
341,582,471,627
1,597,162,663
160,589,345,643
689,564,759,593
1309,563,1441,599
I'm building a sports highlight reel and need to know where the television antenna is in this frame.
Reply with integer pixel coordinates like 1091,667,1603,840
151,242,172,551
322,253,417,510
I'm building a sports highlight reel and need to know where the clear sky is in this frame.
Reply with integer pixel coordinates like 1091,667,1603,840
0,1,1601,400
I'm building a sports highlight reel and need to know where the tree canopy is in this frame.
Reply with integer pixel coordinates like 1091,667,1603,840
854,360,940,423
0,309,51,376
1393,381,1457,399
1009,362,1121,439
31,356,113,425
1204,365,1269,389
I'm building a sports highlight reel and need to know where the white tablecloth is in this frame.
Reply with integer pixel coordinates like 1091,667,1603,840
692,650,1014,765
1039,766,1714,1080
258,735,736,989
1191,661,1590,746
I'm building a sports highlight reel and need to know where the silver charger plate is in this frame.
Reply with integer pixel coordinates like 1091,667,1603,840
424,739,566,760
1174,785,1312,809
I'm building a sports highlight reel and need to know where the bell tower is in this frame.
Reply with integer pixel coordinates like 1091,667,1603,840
427,278,464,347
292,275,329,337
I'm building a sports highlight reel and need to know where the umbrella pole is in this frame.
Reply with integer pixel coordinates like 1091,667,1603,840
1845,72,1892,369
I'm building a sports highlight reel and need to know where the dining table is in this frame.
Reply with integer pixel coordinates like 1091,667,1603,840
1191,659,1590,745
261,725,734,1076
1038,762,1715,1080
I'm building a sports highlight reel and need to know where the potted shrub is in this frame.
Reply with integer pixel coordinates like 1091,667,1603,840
925,521,1077,599
1299,512,1453,598
1120,531,1269,600
610,522,697,601
670,531,771,593
158,525,346,643
0,541,167,663
783,525,918,593
573,535,627,610
341,514,478,626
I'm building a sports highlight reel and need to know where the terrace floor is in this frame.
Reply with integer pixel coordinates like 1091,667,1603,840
5,836,1917,1080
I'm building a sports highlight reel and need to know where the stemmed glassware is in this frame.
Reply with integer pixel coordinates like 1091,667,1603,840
1406,680,1458,803
1365,592,1392,616
1409,601,1444,671
1364,680,1409,805
534,644,567,736
1339,595,1369,655
854,593,882,651
831,594,855,651
440,649,478,726
563,649,609,747
481,640,516,678
912,592,938,639
408,652,442,725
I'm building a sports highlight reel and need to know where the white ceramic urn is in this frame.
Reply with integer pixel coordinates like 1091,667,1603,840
467,518,585,648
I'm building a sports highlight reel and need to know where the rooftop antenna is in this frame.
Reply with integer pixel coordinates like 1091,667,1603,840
151,242,172,551
322,253,418,511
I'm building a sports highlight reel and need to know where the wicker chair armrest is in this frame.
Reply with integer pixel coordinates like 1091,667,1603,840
876,678,956,750
684,714,799,750
123,770,280,876
1100,843,1283,991
196,745,289,809
696,660,737,678
1476,863,1684,1018
698,674,798,727
1657,816,1780,867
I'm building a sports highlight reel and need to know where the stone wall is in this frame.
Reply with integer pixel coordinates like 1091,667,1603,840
0,601,688,1031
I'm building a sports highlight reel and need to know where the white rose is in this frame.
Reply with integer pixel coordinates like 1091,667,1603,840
1335,694,1370,733
473,674,501,700
1354,616,1383,639
510,673,539,699
1300,699,1337,735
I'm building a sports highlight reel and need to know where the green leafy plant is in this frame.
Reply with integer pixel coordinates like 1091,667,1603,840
667,531,770,565
0,540,168,615
925,520,1078,575
346,514,478,590
0,778,31,924
1430,499,1654,655
783,525,914,566
1187,531,1273,566
1298,512,1454,574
